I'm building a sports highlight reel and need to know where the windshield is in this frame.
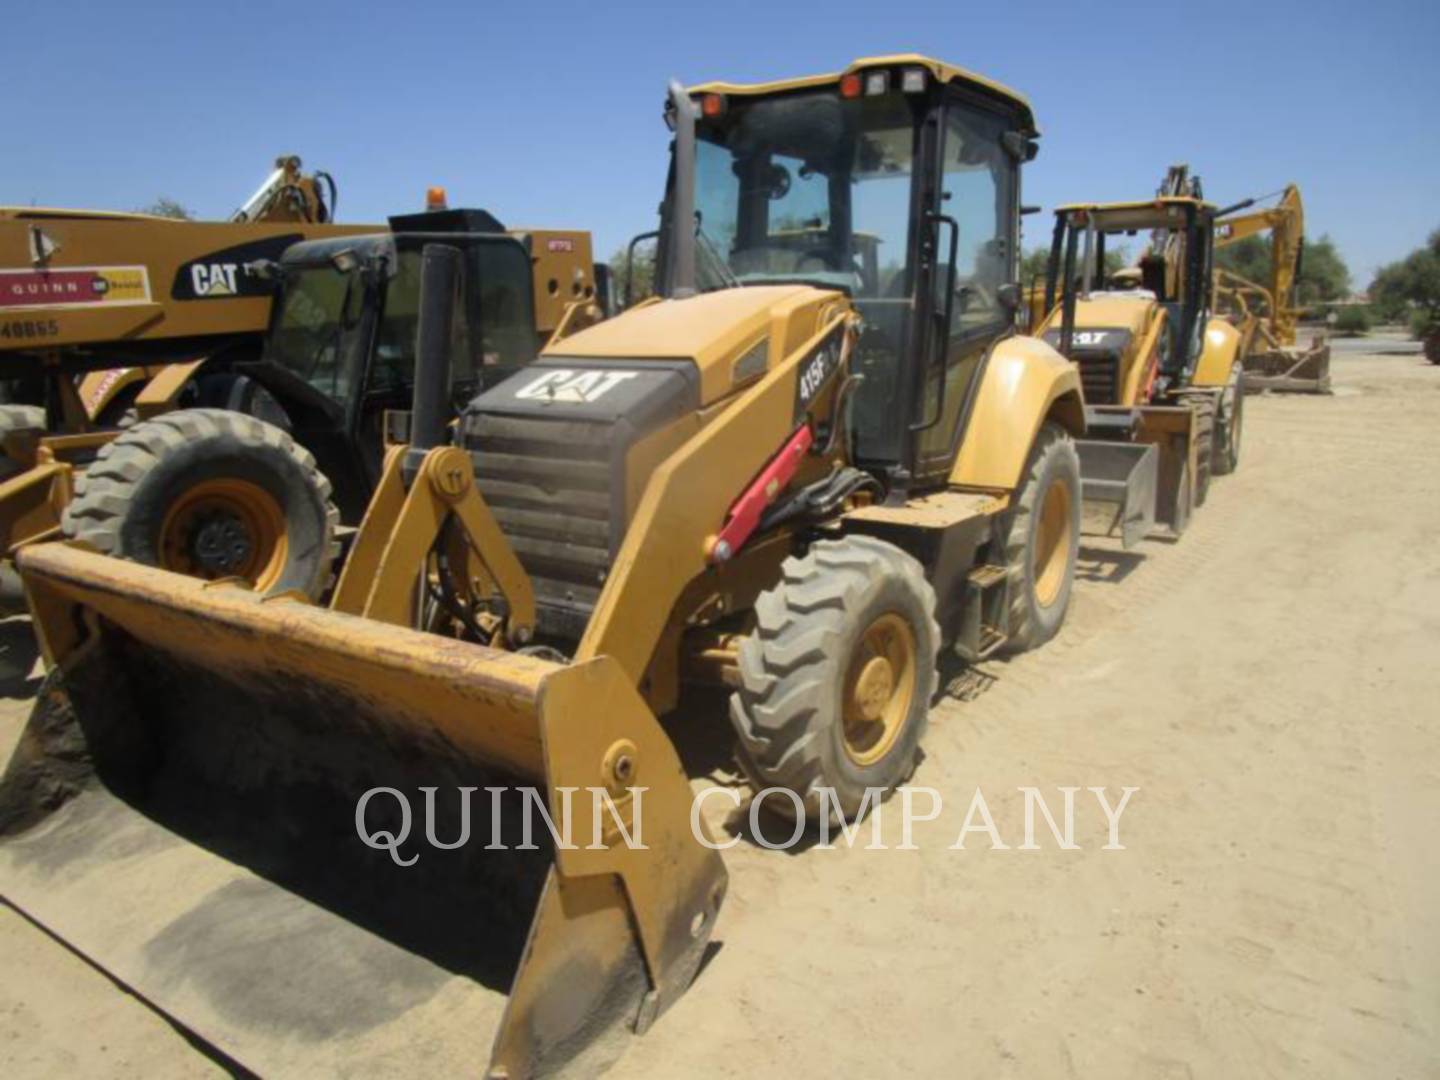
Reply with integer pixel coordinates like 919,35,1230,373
268,263,363,402
692,90,919,296
269,241,540,406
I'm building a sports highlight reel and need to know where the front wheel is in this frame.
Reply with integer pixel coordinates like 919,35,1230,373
62,408,339,597
1001,421,1081,653
729,535,940,826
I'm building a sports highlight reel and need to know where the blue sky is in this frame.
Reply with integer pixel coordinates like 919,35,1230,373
5,0,1436,286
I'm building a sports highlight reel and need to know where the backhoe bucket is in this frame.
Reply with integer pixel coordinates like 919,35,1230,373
1241,335,1332,394
0,542,726,1078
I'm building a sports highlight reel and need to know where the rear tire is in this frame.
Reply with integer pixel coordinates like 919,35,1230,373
62,408,339,598
729,535,940,826
0,405,46,481
1001,421,1081,653
1170,459,1192,537
1188,394,1216,506
1213,366,1244,476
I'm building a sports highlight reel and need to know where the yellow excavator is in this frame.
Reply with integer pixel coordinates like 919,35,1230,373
1212,181,1331,392
2,56,1089,1076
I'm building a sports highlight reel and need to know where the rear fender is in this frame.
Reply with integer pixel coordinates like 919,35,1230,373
949,335,1085,492
1192,318,1242,387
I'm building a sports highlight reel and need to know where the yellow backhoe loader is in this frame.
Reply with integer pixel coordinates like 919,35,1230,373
1035,193,1246,542
0,174,599,604
1,56,1088,1076
1213,181,1331,392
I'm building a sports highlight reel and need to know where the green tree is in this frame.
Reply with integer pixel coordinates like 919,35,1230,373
137,197,195,220
1332,305,1371,336
1369,228,1440,335
1020,246,1050,285
609,242,656,306
1213,234,1271,284
1299,236,1350,304
1019,244,1128,288
1214,233,1351,305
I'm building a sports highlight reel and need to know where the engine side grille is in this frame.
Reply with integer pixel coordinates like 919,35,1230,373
460,358,700,643
467,415,616,637
1075,352,1120,405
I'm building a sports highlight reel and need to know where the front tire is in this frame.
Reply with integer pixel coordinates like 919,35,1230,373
729,535,940,825
62,408,339,597
1001,421,1081,653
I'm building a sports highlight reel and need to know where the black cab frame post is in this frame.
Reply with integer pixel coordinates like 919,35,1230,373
404,243,462,478
660,81,699,300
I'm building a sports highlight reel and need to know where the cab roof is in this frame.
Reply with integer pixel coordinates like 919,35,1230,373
689,53,1038,135
1055,196,1218,217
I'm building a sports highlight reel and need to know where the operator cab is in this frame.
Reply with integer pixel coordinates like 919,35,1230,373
650,56,1039,487
255,213,540,517
1039,198,1217,405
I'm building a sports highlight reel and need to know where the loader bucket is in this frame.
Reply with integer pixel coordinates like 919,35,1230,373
0,542,726,1078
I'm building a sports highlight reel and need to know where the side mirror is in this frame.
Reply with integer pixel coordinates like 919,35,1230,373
1002,132,1039,162
997,282,1023,313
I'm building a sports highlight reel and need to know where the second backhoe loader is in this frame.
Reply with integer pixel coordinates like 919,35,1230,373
0,199,599,604
1036,194,1245,542
1,56,1087,1077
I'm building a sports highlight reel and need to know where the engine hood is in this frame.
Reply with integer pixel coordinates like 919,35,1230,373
544,285,841,406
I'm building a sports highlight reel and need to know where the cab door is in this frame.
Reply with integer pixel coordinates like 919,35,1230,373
910,95,1022,484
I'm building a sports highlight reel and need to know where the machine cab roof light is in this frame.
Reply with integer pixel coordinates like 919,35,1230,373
863,71,890,96
701,92,726,117
839,73,862,99
426,186,448,211
900,67,928,94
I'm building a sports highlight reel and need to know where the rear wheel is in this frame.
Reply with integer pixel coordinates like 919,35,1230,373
1188,394,1216,507
1170,459,1192,537
63,408,339,597
729,535,940,826
1213,365,1244,476
1001,421,1081,653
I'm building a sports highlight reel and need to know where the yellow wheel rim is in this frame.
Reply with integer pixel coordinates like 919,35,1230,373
1033,477,1073,609
842,612,917,767
159,478,288,591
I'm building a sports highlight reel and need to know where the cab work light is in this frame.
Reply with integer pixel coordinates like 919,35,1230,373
901,67,927,93
864,71,890,96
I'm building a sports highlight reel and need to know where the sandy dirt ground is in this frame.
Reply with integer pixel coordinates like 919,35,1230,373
1,340,1438,1077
